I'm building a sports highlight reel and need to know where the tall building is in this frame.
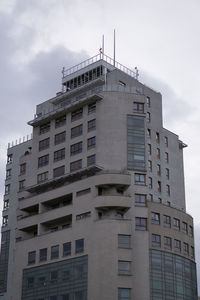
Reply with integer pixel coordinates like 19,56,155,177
0,52,198,300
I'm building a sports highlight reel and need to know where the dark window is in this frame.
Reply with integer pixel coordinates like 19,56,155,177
166,168,169,179
76,188,91,197
133,102,144,113
166,184,170,196
55,131,66,145
19,180,25,191
37,171,48,183
71,142,82,156
164,236,172,249
51,245,59,259
62,268,70,281
40,122,50,134
27,277,34,288
63,242,71,256
147,112,151,122
152,234,161,247
118,288,131,300
148,144,151,155
189,225,193,237
87,154,96,166
118,261,131,275
134,173,145,185
173,218,180,231
6,168,11,179
191,246,194,258
55,115,66,128
54,148,65,162
3,216,8,226
183,242,189,255
76,212,91,220
135,217,147,230
157,164,161,176
149,177,152,189
5,184,10,195
38,274,46,287
118,234,131,249
53,166,65,178
163,215,171,227
135,194,146,207
88,119,96,132
61,295,70,300
20,163,26,175
38,154,49,168
71,124,83,138
88,102,96,114
164,136,168,147
70,160,82,172
151,212,160,225
156,148,160,159
50,271,58,283
75,239,84,253
146,96,151,107
156,132,160,143
7,154,13,164
158,181,161,193
39,248,47,262
28,251,36,265
87,136,96,149
165,152,169,163
148,160,152,172
39,138,50,151
174,239,181,252
71,108,83,122
3,200,9,210
147,128,151,138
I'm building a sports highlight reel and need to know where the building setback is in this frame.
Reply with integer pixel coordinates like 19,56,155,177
0,53,198,300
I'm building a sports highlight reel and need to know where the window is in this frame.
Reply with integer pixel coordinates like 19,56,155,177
189,225,193,237
152,234,161,247
147,128,151,138
19,180,25,191
37,171,48,183
156,132,160,143
151,212,160,225
118,261,131,275
157,164,161,176
55,131,66,145
118,288,131,300
63,242,71,256
71,108,83,121
87,136,96,149
75,238,84,253
55,115,66,128
50,271,58,283
164,236,172,249
118,234,131,249
39,248,47,262
53,166,65,178
27,277,34,288
71,142,82,156
158,181,161,193
166,168,169,179
20,163,26,175
164,136,168,147
135,194,146,207
2,216,8,226
87,154,96,166
6,168,11,179
148,160,152,172
174,239,181,252
49,296,57,300
147,112,151,122
134,173,145,185
165,152,169,163
38,154,49,167
191,246,195,258
148,144,152,155
51,245,59,259
135,217,147,230
70,159,82,172
88,119,96,132
61,295,70,300
7,154,13,164
133,102,144,113
3,200,9,210
40,122,50,134
39,138,50,151
156,148,160,159
149,177,152,189
38,274,46,287
149,194,153,202
62,268,71,281
173,218,180,231
5,184,10,195
28,251,36,265
183,243,189,255
146,96,150,107
54,148,65,162
163,215,171,227
76,211,91,220
71,124,83,138
88,102,96,114
76,188,91,197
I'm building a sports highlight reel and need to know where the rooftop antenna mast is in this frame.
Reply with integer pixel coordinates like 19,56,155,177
113,29,116,67
102,34,104,59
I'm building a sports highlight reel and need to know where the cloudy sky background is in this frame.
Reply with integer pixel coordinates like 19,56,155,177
0,0,200,292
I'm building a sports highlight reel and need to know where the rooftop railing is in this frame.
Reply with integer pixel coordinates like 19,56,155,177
62,53,138,79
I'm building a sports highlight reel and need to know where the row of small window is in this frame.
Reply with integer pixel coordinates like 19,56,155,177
24,292,85,300
28,239,84,265
39,119,96,151
135,216,193,237
133,96,151,112
148,146,169,164
148,161,169,178
134,174,170,194
147,129,168,147
151,212,193,236
39,103,96,134
151,234,195,257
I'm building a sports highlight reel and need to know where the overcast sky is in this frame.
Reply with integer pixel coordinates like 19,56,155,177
0,0,199,292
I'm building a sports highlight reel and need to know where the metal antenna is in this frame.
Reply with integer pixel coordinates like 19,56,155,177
102,34,104,58
113,29,116,67
135,67,139,80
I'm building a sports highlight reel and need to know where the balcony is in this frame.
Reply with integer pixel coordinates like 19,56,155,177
95,195,131,209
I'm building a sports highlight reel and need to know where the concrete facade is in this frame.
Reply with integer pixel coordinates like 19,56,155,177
0,53,198,299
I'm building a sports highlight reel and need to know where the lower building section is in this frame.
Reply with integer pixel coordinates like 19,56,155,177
21,255,88,300
0,231,10,294
150,249,198,300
